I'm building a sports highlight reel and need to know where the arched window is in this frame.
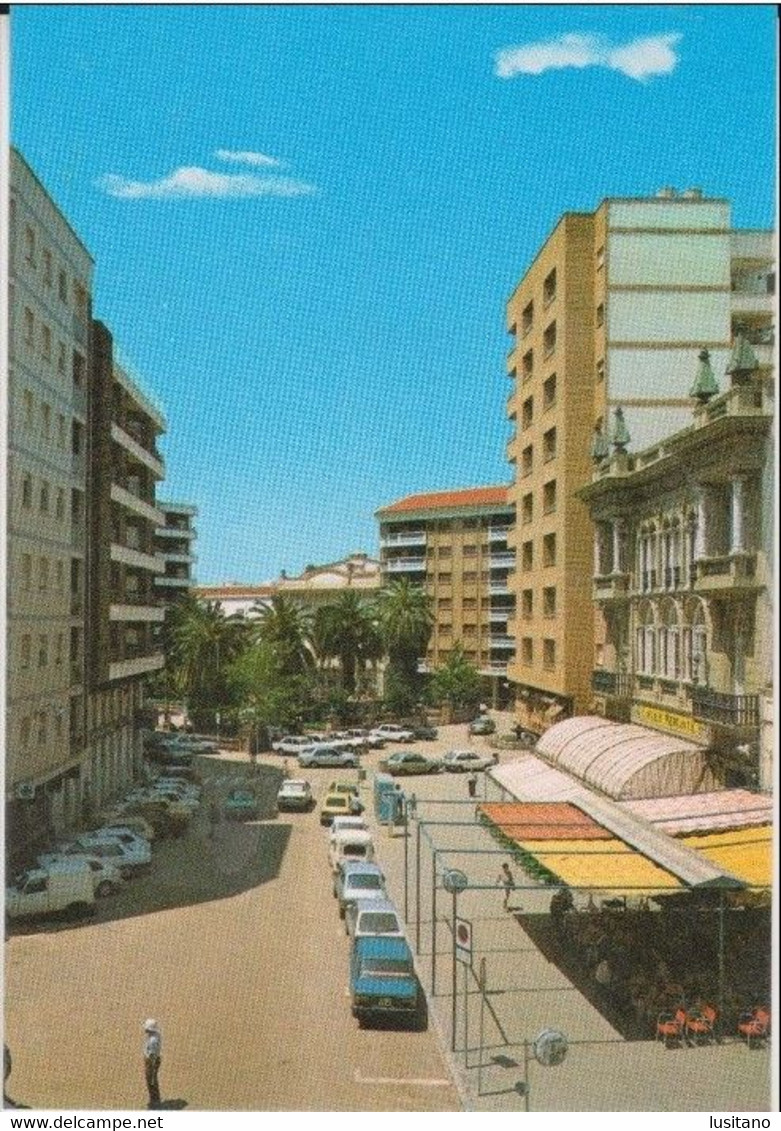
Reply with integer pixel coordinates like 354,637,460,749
682,598,708,684
635,601,656,675
658,599,680,680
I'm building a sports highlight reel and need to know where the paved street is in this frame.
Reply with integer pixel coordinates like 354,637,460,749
5,720,772,1112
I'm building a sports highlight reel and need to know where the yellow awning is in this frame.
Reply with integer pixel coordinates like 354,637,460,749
680,826,773,888
520,836,683,894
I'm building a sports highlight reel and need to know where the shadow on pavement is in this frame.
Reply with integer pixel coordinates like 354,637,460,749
7,762,292,937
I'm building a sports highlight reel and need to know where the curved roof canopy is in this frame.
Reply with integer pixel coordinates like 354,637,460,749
535,716,718,801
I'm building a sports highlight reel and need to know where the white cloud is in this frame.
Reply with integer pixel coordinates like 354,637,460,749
495,32,681,83
214,149,282,168
97,166,316,200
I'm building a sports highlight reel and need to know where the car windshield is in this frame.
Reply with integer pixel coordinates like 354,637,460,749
349,875,382,890
343,845,368,857
361,959,410,977
359,913,400,934
328,797,350,810
283,783,307,794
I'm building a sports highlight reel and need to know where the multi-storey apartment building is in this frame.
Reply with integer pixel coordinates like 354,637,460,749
376,487,515,705
505,188,774,734
579,344,774,793
155,500,198,606
7,149,94,850
85,323,167,814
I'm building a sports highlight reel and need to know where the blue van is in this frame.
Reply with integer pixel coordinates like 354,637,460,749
350,935,421,1027
373,773,404,824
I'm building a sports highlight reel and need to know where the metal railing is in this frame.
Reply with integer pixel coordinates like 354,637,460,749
691,688,760,728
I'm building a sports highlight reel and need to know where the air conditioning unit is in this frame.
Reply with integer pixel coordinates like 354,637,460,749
15,782,36,800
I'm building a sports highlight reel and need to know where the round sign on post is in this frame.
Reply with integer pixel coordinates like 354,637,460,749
532,1029,568,1067
442,868,468,894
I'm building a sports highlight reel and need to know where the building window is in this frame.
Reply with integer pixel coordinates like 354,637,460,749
596,245,604,270
438,546,452,558
522,492,533,525
463,544,478,557
522,349,534,382
543,427,557,463
521,589,533,619
521,445,533,478
23,307,34,347
38,635,48,668
24,224,36,265
543,374,557,411
437,572,452,584
73,352,86,389
55,634,64,666
21,635,31,668
542,532,557,567
521,300,534,336
522,637,533,665
463,623,477,637
40,481,50,514
57,341,67,375
438,597,452,610
42,248,53,287
22,474,33,509
596,358,605,383
438,622,452,635
521,396,533,430
596,303,605,327
41,402,51,440
542,479,557,515
58,269,68,303
55,488,65,520
522,541,533,571
37,711,47,746
463,571,478,583
41,323,52,362
543,639,556,669
21,553,32,590
463,597,477,610
58,415,66,449
543,586,557,617
23,389,34,429
543,268,557,306
543,321,557,358
56,559,64,590
38,557,49,590
20,716,31,747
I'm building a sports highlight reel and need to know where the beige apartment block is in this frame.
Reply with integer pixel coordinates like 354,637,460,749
579,346,774,793
376,487,516,706
7,149,94,850
505,188,774,735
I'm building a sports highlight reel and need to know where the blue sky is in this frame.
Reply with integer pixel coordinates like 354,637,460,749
10,4,776,584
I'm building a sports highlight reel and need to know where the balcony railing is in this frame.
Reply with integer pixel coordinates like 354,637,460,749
385,557,427,573
691,688,759,728
489,581,512,595
488,526,512,542
490,635,516,650
490,552,516,569
694,553,758,592
593,573,630,601
591,669,633,697
380,531,427,548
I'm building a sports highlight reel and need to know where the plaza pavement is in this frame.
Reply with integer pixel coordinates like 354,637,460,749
362,721,774,1112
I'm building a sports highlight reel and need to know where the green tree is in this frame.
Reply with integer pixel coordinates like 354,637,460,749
166,596,249,726
429,642,483,712
313,591,383,696
374,578,434,704
228,640,309,746
251,595,313,677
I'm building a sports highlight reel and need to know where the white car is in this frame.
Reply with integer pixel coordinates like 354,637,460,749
348,897,404,940
329,815,370,843
441,749,495,773
370,724,415,744
276,779,314,811
298,744,358,769
37,853,123,897
328,829,375,874
273,735,312,755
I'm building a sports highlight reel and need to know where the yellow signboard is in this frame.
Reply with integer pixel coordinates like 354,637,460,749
632,703,707,743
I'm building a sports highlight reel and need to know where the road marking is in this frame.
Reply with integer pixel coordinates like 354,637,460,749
354,1070,452,1087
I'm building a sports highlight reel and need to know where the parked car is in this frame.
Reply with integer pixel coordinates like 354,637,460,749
328,829,375,874
380,750,441,776
412,724,438,741
6,861,96,921
329,815,370,843
342,728,386,749
276,779,314,812
370,724,415,744
320,791,363,827
37,853,123,897
350,935,421,1028
299,744,359,769
468,716,496,736
119,797,190,836
348,897,404,941
99,812,157,842
156,763,202,784
441,749,495,773
224,788,259,821
334,860,386,918
274,735,313,755
67,831,151,873
160,734,218,754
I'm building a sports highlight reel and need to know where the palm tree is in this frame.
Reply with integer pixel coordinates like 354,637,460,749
313,591,382,695
374,578,434,694
251,594,313,677
167,595,249,722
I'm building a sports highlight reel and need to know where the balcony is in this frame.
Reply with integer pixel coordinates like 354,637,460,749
155,575,193,588
109,603,166,623
384,557,426,573
112,484,165,525
489,608,511,624
691,688,759,728
108,652,165,682
111,543,165,574
694,552,758,593
490,635,516,650
490,551,516,569
380,531,427,548
480,660,508,675
591,670,633,698
593,573,630,602
489,581,513,595
488,525,513,543
111,423,165,480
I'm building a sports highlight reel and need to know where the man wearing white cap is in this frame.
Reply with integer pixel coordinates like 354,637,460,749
143,1019,162,1109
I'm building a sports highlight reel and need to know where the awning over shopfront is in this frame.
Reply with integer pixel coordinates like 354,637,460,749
622,790,773,835
679,827,772,888
535,716,719,800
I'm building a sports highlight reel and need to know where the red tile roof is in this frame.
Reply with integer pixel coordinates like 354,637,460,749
379,485,510,513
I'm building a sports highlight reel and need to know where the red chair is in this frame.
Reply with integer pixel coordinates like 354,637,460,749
685,1004,717,1045
656,1007,686,1048
738,1007,770,1049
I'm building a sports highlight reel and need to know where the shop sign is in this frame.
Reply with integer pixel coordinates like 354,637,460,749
632,703,707,743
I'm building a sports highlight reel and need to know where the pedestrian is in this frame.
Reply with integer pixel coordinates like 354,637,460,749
497,861,517,911
142,1019,162,1110
467,771,478,798
407,792,418,822
282,758,290,779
